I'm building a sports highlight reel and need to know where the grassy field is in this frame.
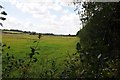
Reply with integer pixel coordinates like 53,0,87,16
2,32,79,78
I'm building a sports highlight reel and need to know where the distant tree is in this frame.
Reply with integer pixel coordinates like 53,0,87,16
30,32,36,35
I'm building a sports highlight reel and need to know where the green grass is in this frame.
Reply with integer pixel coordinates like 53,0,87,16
2,33,79,77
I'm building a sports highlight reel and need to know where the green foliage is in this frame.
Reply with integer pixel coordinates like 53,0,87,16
2,35,40,78
60,51,81,78
75,2,120,78
0,5,7,26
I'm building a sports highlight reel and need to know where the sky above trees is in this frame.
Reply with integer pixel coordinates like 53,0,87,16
0,0,81,35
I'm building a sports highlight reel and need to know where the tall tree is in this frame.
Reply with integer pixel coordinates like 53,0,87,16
75,2,120,78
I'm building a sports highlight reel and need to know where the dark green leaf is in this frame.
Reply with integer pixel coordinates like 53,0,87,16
8,46,10,49
12,55,14,59
0,17,6,20
33,41,37,43
6,53,9,56
1,11,7,15
2,44,6,47
30,47,35,53
0,23,2,26
36,52,39,54
0,5,3,8
33,58,37,62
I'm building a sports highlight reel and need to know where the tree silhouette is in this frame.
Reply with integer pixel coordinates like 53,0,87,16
0,5,7,26
74,2,120,78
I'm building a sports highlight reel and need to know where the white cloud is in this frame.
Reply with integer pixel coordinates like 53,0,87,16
3,0,81,35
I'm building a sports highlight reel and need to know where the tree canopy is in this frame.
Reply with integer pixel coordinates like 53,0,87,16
76,2,120,78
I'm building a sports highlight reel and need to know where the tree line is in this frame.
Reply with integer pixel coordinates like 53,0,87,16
2,29,76,36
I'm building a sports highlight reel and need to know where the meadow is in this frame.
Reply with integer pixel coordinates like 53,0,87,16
2,32,79,78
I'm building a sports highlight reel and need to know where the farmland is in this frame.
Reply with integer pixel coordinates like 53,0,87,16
2,32,79,78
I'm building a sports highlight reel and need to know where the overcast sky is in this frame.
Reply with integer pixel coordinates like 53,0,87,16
0,0,81,35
